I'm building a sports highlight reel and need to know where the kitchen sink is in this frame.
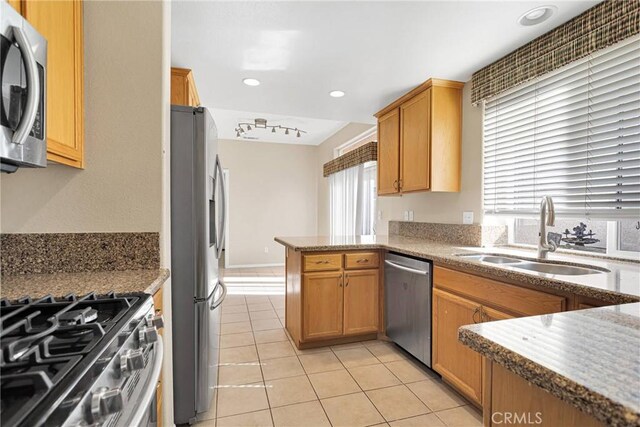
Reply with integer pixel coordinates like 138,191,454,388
457,253,609,276
458,254,522,264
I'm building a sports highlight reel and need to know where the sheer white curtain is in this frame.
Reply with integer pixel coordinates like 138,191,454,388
330,163,377,237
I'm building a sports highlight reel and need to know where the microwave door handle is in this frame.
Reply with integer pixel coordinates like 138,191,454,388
11,26,40,145
216,157,226,259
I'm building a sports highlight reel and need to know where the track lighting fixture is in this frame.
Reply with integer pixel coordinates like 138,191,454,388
235,118,307,139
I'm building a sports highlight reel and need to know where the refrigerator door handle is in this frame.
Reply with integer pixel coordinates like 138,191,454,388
210,280,227,310
215,156,226,259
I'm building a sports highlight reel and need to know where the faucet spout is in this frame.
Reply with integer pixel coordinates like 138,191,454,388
537,196,557,259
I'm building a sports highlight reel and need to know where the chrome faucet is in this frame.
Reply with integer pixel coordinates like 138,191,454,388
537,196,557,259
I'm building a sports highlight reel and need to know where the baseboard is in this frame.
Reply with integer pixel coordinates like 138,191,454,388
225,263,285,269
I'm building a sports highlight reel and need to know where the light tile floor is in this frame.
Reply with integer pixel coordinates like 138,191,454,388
197,266,482,427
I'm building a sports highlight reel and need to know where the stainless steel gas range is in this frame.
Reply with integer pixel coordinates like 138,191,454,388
0,292,164,427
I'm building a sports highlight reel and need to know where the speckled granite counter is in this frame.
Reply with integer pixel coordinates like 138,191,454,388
0,269,170,300
459,303,640,427
275,235,640,304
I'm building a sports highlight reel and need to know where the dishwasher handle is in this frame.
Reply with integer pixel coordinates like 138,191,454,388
384,260,429,276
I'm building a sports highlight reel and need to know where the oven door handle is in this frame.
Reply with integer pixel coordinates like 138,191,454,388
128,339,164,427
11,26,40,145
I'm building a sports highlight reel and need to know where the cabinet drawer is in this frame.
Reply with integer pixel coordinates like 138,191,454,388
303,254,343,272
345,252,379,270
433,266,566,316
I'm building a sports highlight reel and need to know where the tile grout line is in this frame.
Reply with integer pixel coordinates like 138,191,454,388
327,345,387,424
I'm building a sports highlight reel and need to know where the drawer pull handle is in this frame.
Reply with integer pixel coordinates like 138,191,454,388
356,259,369,263
315,260,330,264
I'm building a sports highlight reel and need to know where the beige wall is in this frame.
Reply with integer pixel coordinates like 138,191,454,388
219,139,318,266
316,123,376,235
375,82,483,234
0,1,165,234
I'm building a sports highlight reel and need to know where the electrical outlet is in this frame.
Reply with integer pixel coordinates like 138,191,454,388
409,211,414,221
264,246,269,253
403,211,409,221
377,210,382,220
463,211,474,225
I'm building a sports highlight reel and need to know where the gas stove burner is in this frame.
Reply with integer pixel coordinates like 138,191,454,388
59,307,98,325
0,291,153,427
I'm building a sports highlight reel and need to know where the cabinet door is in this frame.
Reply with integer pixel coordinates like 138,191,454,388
343,270,379,335
377,109,400,195
400,89,431,192
433,288,482,405
302,272,344,341
24,0,84,168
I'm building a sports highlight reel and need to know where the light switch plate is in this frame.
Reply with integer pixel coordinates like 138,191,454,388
377,210,382,220
409,211,414,221
403,211,409,221
463,211,474,225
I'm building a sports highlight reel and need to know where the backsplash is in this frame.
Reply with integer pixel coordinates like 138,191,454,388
0,233,160,276
388,221,507,247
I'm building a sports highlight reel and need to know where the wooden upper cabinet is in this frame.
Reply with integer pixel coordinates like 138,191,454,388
302,271,344,341
375,79,463,195
22,0,85,168
7,0,21,13
343,270,379,335
377,109,400,195
171,67,200,107
400,89,431,192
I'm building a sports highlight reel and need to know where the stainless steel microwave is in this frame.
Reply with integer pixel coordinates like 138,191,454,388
0,1,47,173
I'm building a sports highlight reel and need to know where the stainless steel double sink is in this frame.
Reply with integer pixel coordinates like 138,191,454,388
457,253,610,276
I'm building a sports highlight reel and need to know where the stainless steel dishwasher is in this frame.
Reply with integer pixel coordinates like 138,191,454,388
384,252,432,367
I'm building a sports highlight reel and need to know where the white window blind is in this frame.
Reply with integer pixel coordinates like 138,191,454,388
483,35,640,219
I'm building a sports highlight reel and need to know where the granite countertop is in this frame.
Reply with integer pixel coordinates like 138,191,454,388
0,269,170,300
459,303,640,427
275,235,640,304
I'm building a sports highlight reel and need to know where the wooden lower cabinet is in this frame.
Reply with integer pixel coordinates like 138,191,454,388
286,249,381,348
433,288,484,405
303,272,344,341
152,286,164,426
343,270,379,335
433,266,550,408
485,362,604,427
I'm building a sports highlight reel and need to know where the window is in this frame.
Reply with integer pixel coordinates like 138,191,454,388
483,35,640,220
483,36,640,259
329,162,377,237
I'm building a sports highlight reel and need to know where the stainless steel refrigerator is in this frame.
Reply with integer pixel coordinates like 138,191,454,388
171,105,227,425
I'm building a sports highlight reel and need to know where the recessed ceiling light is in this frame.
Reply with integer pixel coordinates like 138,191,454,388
243,78,260,86
518,5,557,26
329,90,345,98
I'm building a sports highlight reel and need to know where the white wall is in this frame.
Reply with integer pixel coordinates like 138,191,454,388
0,2,165,234
219,139,318,267
316,123,377,235
375,82,483,234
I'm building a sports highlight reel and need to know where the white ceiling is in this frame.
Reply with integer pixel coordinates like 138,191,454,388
211,108,348,145
172,0,599,127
